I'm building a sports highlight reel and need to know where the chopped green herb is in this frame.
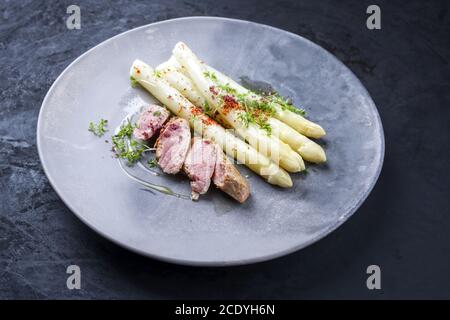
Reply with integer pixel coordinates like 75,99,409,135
203,71,218,81
154,70,162,78
190,115,199,124
218,83,237,95
253,99,276,115
270,93,306,116
111,120,150,165
284,103,306,116
88,119,108,137
153,111,161,116
215,89,273,135
114,120,135,139
237,112,255,127
123,147,145,164
239,83,307,117
147,159,158,168
227,93,273,135
235,93,276,116
256,117,272,135
130,76,139,88
236,111,272,135
203,100,211,114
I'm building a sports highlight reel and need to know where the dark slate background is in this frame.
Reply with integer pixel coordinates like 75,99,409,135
0,0,449,299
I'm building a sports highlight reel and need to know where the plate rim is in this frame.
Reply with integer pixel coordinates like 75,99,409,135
37,16,385,266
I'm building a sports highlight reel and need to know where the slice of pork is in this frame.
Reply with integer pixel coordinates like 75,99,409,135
133,105,170,140
156,118,191,174
183,138,217,200
213,145,250,203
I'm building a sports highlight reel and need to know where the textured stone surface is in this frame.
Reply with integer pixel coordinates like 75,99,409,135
0,0,449,299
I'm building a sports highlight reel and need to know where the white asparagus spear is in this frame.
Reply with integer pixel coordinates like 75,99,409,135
130,59,292,188
155,62,206,108
156,60,206,100
267,117,326,163
156,61,326,163
172,42,305,172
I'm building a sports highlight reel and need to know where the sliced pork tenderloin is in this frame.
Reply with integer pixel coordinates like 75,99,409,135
133,105,170,140
183,138,217,200
156,117,191,174
213,144,250,203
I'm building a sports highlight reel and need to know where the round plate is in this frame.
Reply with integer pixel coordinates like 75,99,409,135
37,17,384,266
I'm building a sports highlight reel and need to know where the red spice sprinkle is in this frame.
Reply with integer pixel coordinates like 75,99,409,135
202,117,217,126
222,95,241,115
133,66,141,74
190,106,203,115
209,86,218,95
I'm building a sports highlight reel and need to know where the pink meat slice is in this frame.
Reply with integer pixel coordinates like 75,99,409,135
156,118,191,174
213,144,250,203
183,138,217,200
133,105,170,140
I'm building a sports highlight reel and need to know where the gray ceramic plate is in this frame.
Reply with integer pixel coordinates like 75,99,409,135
37,17,384,266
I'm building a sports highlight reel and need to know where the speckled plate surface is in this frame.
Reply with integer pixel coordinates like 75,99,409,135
37,17,384,266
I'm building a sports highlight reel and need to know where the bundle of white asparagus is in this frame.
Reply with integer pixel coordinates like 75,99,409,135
130,42,327,188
